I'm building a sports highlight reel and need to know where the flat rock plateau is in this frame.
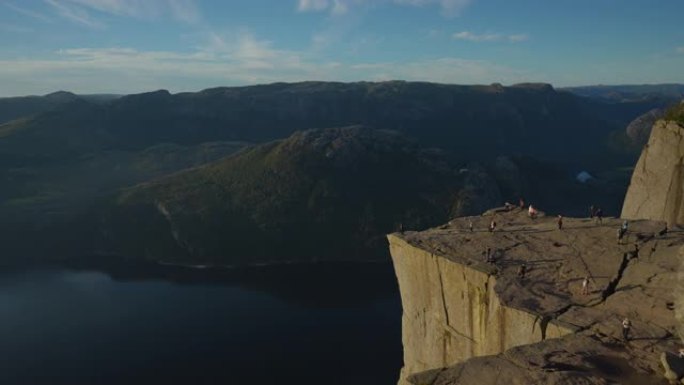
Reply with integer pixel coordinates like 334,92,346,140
389,208,683,385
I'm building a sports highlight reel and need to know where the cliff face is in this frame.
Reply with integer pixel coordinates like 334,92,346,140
389,234,572,384
390,210,680,385
622,120,684,226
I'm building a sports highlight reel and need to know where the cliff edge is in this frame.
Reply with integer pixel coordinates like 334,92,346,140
622,105,684,226
390,209,681,385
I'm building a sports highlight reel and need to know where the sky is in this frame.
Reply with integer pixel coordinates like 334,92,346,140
0,0,683,96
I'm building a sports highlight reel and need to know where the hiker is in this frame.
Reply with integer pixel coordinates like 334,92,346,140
581,276,590,295
621,220,629,232
617,227,626,244
518,263,527,280
519,197,525,209
528,204,538,219
589,205,596,219
469,220,474,232
622,317,631,341
489,219,497,233
595,208,603,224
399,223,404,233
557,215,563,230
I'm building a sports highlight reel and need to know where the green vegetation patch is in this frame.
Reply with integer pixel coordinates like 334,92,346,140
665,103,684,126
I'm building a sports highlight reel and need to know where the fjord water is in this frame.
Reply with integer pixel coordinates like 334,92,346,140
0,262,401,385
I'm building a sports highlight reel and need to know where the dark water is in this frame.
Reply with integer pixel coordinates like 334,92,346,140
0,262,402,385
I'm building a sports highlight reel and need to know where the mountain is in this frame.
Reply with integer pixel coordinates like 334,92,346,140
563,83,684,103
0,81,662,168
0,91,81,124
86,126,501,265
0,81,671,266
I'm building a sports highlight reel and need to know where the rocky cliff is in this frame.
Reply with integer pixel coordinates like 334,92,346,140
390,209,681,385
622,117,684,226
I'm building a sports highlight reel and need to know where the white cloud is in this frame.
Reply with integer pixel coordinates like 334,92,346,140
0,36,532,96
453,31,528,43
296,0,472,17
453,31,500,42
508,34,529,42
298,0,330,12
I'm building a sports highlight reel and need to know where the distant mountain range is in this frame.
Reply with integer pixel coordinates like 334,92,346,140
0,81,679,265
562,84,684,103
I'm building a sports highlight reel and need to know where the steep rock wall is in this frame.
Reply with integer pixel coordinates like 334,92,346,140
622,120,684,226
388,234,572,385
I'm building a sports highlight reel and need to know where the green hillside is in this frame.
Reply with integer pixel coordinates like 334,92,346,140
92,126,501,265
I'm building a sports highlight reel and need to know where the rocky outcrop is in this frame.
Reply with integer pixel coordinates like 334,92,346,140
390,209,681,385
622,119,684,226
626,108,664,147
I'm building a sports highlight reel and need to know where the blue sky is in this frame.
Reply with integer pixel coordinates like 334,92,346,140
0,0,683,96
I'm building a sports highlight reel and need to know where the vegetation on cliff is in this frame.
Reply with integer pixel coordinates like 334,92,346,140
664,102,684,126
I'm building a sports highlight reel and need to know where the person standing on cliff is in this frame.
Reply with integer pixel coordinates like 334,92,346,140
489,219,497,233
519,197,525,210
528,204,537,219
617,227,626,244
469,220,474,232
557,215,563,230
518,263,527,281
595,208,603,224
581,276,590,295
622,317,632,341
589,205,595,219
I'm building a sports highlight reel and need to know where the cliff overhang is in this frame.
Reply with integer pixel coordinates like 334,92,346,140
390,208,681,385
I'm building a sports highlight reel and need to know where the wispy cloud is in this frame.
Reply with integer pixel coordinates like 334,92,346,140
43,0,201,28
45,0,106,29
296,0,472,17
298,0,330,12
453,31,528,43
394,0,471,17
0,30,531,96
4,2,53,22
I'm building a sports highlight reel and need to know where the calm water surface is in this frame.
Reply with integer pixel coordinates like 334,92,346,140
0,262,402,385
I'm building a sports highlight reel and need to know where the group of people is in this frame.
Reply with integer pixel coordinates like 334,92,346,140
589,205,604,224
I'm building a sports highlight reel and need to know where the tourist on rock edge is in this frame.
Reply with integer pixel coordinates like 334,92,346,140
581,276,590,295
517,263,527,280
595,208,603,224
622,318,631,341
